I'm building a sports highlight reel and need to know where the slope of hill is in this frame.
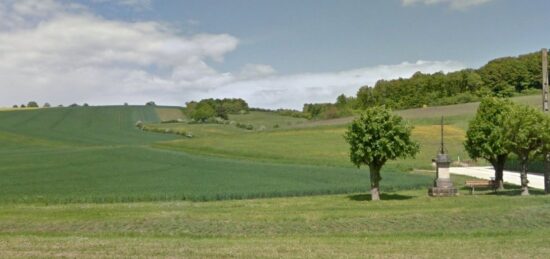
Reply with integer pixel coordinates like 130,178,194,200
0,106,429,203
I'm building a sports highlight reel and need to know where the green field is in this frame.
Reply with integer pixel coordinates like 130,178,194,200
0,188,548,257
0,106,430,203
0,95,548,257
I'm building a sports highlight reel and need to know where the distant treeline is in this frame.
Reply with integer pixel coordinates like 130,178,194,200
302,51,543,119
184,98,249,121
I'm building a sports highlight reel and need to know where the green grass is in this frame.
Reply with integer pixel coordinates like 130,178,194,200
0,106,431,204
153,115,471,170
153,95,543,170
0,95,548,257
0,189,548,257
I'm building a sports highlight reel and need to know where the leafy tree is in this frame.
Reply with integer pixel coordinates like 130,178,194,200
191,102,216,122
27,101,39,108
146,101,156,106
43,103,51,108
504,105,548,195
344,106,419,201
464,97,514,190
12,105,18,108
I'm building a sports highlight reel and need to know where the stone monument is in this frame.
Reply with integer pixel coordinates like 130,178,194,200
428,117,458,196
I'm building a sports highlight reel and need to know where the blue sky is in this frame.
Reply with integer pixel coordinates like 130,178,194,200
89,0,549,73
1,0,549,108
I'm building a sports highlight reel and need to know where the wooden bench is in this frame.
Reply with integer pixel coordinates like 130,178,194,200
465,180,498,194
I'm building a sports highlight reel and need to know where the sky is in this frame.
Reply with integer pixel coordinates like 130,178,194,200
1,0,549,109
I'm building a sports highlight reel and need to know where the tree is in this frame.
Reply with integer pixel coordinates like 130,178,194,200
146,101,156,106
191,102,216,122
12,105,18,108
464,97,514,190
43,103,51,108
27,101,39,108
504,105,548,195
344,106,419,201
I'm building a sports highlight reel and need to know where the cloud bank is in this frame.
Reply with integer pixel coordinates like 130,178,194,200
0,0,465,109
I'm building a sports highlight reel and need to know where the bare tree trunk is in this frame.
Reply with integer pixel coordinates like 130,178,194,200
520,158,530,196
369,166,382,201
493,155,507,191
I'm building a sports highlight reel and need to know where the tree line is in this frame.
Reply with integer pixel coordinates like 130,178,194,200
304,51,542,119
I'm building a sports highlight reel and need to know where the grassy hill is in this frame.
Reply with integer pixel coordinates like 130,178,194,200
152,95,542,170
0,95,548,257
0,105,430,203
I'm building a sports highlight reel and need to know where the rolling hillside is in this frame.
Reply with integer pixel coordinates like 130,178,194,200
0,105,429,203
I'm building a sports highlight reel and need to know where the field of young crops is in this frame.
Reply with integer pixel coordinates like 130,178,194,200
0,106,432,203
0,95,548,257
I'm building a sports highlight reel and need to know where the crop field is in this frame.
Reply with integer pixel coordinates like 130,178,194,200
0,95,548,257
0,106,430,204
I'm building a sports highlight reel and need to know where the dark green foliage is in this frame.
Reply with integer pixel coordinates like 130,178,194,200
464,97,514,189
27,101,39,108
12,105,17,108
146,101,156,106
185,98,249,121
344,106,419,200
236,122,254,130
43,102,51,108
306,51,542,118
303,101,352,120
478,53,541,93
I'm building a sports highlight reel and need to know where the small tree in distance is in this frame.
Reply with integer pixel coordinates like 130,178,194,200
344,106,419,201
464,97,514,190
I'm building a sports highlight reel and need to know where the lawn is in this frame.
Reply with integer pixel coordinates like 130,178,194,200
0,188,548,257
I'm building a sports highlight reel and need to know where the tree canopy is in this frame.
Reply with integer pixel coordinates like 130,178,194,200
464,97,514,190
504,105,549,195
185,98,249,122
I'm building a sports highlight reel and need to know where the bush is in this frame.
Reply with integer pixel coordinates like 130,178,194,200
236,123,254,130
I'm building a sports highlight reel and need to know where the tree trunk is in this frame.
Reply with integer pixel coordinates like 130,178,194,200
520,157,530,196
493,155,507,191
369,166,382,201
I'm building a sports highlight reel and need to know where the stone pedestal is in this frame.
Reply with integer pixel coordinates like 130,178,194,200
429,153,458,197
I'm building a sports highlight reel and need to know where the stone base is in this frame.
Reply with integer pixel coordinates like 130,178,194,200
429,187,458,197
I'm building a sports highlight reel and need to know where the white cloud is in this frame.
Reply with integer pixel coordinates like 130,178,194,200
402,0,493,10
0,0,465,109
